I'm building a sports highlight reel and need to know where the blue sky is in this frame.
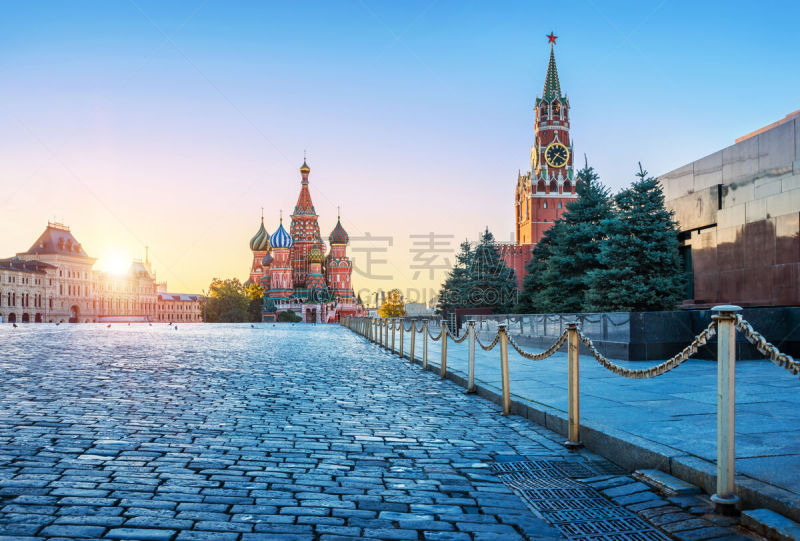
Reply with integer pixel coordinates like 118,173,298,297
1,1,798,295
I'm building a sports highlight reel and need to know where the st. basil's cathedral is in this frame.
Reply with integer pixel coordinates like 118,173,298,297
499,35,579,287
245,160,364,323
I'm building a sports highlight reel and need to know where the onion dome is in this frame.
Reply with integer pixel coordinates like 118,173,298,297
270,221,293,249
329,218,349,245
261,252,273,266
249,218,270,251
300,159,310,174
307,246,325,264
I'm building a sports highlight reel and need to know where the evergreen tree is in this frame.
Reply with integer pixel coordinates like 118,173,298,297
539,161,614,312
466,228,517,313
436,240,472,313
587,163,685,312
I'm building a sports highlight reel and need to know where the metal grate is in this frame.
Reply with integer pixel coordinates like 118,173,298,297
492,459,669,541
586,460,628,476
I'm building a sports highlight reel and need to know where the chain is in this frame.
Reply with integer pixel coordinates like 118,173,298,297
735,316,800,378
427,327,443,341
578,322,716,379
507,331,568,360
448,328,469,343
476,333,500,351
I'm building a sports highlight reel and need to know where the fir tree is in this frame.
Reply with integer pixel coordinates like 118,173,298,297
586,163,685,312
436,240,472,313
466,228,517,313
539,161,614,312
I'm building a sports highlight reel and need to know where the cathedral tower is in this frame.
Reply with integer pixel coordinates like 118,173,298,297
268,218,294,299
326,215,355,301
290,159,324,288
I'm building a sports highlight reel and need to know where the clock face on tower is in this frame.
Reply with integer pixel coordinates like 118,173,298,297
545,142,569,168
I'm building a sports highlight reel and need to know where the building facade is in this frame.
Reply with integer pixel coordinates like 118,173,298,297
156,292,204,322
659,110,800,307
245,160,364,323
2,222,203,323
501,35,579,287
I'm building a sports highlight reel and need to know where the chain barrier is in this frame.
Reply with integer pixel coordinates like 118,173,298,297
427,327,443,341
735,316,800,379
476,333,500,351
577,321,717,379
507,330,568,360
448,328,469,344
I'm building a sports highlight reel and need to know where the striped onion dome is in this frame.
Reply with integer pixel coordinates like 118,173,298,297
329,218,349,245
249,218,270,251
261,252,273,266
306,246,325,264
270,221,293,249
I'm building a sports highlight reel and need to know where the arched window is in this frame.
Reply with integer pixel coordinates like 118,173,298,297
537,180,546,193
540,104,548,120
552,101,561,117
549,180,557,193
543,201,547,209
558,201,563,209
563,180,572,193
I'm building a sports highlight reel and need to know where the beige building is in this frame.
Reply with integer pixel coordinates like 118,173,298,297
3,222,203,323
0,258,55,323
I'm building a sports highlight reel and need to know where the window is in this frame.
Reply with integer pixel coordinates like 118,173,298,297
558,201,562,209
543,201,547,209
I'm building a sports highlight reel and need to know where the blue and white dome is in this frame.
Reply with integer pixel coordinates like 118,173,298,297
270,221,293,249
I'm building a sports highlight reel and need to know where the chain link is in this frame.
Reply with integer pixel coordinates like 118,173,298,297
507,331,568,360
578,322,717,379
427,327,443,341
735,316,800,378
448,328,469,343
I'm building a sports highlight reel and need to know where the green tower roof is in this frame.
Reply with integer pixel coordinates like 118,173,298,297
542,44,562,101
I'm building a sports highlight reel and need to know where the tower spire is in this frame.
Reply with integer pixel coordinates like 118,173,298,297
543,34,561,101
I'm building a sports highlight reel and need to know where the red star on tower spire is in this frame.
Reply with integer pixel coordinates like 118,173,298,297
547,32,558,44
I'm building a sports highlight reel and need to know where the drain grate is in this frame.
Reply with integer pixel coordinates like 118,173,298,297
492,459,669,540
586,460,628,476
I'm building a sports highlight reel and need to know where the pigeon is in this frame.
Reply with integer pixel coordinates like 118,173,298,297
174,326,178,330
251,324,254,328
12,323,17,328
107,324,111,328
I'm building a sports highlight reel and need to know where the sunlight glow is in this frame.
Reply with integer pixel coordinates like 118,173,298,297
97,251,131,276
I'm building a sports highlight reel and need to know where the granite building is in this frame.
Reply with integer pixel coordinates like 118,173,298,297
658,110,800,307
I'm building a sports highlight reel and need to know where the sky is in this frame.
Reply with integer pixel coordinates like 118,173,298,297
1,1,798,305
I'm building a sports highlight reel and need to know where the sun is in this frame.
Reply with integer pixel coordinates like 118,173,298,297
98,250,130,275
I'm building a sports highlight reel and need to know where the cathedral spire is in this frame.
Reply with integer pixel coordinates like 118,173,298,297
543,34,561,101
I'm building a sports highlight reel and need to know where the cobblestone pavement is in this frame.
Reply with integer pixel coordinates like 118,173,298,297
0,324,748,541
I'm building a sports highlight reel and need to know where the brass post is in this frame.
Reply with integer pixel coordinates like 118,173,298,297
391,319,396,354
399,320,404,357
711,305,741,514
423,321,428,369
385,318,389,349
440,321,447,378
466,321,476,394
410,321,416,363
565,323,582,449
498,324,510,415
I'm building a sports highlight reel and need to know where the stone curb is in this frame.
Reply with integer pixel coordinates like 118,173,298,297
383,345,800,526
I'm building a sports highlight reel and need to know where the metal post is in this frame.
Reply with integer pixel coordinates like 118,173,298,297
391,319,396,354
498,324,510,415
384,318,389,349
410,322,416,363
440,321,447,378
466,321,476,394
423,321,428,369
711,305,741,514
399,320,404,357
565,323,582,449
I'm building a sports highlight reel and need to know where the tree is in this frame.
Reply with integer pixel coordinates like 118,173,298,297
586,163,685,312
205,278,249,322
245,282,265,322
436,240,472,314
538,161,614,312
277,309,302,323
466,228,517,313
379,288,405,318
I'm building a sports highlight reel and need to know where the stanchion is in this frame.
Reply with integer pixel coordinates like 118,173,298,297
498,324,510,415
399,320,404,358
423,321,428,369
711,305,741,514
440,321,448,379
466,321,476,394
565,322,582,449
391,319,396,354
410,322,416,363
384,318,389,349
